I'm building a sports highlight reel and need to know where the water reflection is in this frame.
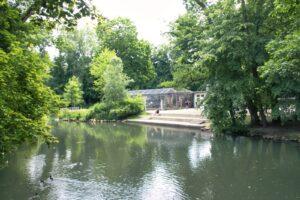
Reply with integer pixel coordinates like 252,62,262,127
0,122,299,200
139,162,185,200
27,154,46,182
188,139,211,169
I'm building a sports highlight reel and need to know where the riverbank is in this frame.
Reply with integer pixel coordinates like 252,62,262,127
247,123,300,142
56,108,300,143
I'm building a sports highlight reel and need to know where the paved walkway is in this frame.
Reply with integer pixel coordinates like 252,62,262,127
127,109,210,130
146,108,204,116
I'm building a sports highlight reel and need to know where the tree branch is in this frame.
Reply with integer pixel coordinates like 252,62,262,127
194,0,207,10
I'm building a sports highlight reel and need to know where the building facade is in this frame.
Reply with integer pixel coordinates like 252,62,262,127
128,88,206,110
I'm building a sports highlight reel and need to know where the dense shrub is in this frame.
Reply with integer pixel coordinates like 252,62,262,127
87,96,144,120
58,109,89,121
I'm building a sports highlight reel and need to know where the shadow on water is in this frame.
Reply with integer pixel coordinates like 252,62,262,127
0,122,299,200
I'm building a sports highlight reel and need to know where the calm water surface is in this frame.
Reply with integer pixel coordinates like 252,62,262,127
0,122,299,200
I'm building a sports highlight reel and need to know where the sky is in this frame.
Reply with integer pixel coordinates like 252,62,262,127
92,0,186,46
47,0,186,58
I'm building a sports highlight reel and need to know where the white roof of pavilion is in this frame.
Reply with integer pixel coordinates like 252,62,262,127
128,88,193,95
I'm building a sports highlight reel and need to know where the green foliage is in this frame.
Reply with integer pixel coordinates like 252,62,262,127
0,45,59,152
90,49,117,98
63,76,84,107
96,17,156,89
169,12,208,91
58,109,89,121
0,0,95,153
159,81,176,88
87,96,145,120
12,0,96,28
204,85,248,134
260,31,300,122
102,57,132,104
88,54,144,120
49,28,99,104
151,45,173,87
169,0,299,134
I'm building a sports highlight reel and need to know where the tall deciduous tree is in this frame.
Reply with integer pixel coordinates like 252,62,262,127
63,76,84,107
0,0,94,152
170,0,299,133
96,17,156,89
102,57,131,104
151,45,173,87
0,46,59,152
169,12,208,91
90,49,117,99
49,28,99,104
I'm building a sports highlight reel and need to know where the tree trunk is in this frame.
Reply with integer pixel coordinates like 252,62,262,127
229,109,236,126
229,103,236,126
259,105,268,127
247,100,260,126
271,98,281,124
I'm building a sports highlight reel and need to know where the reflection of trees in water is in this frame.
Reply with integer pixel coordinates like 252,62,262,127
143,127,300,200
190,136,300,200
51,122,152,182
145,125,214,199
1,123,299,200
0,139,49,199
146,126,199,146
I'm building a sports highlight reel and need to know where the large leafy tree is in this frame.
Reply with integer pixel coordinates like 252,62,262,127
49,28,99,104
169,12,208,91
260,32,300,122
151,45,173,87
0,46,59,152
200,0,274,129
0,0,94,152
96,17,156,89
170,0,299,133
90,49,118,99
259,0,300,122
102,57,131,104
63,76,84,107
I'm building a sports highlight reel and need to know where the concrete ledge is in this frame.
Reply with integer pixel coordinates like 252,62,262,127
126,119,207,129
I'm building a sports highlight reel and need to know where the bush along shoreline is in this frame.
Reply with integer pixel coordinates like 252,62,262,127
57,95,145,123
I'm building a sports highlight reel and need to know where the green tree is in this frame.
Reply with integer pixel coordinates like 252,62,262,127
87,56,144,121
258,0,300,123
151,45,173,87
0,0,94,152
90,49,117,99
63,76,84,107
0,46,59,152
260,31,300,122
102,57,131,104
169,0,295,133
169,12,208,91
96,17,156,89
49,28,99,104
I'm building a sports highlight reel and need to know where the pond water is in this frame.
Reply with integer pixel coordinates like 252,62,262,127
0,122,299,200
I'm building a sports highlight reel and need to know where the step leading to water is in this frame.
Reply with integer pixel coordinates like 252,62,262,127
127,119,206,129
148,116,206,123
